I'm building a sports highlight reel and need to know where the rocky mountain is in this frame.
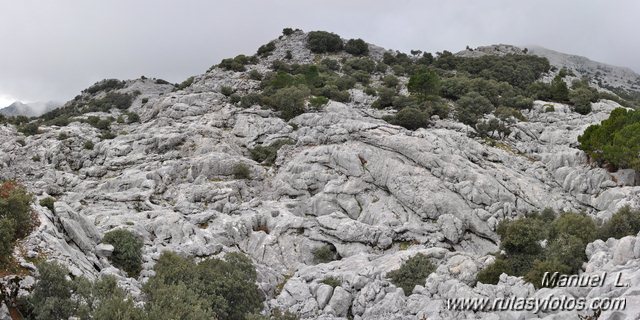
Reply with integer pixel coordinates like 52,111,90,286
458,44,640,97
0,101,60,117
1,30,639,319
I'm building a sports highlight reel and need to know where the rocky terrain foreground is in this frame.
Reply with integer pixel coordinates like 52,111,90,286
1,31,640,320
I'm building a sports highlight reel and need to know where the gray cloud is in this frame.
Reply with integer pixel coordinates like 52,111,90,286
1,0,638,103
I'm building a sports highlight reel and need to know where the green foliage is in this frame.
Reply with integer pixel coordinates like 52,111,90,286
550,75,569,102
549,212,597,245
388,107,429,130
478,206,640,288
382,75,399,88
307,31,343,53
312,245,338,264
84,79,126,94
18,122,39,136
220,85,235,96
524,260,573,289
141,97,149,104
282,28,295,36
102,229,143,277
21,262,146,320
321,277,341,288
544,105,555,113
233,163,251,179
84,140,95,150
144,251,263,320
218,55,258,72
476,257,512,285
57,132,69,140
387,253,435,295
249,139,294,166
578,108,640,170
39,197,55,213
455,92,494,126
249,69,263,81
343,57,376,74
257,41,276,57
0,181,36,244
497,217,546,255
344,38,369,56
155,78,171,85
494,106,525,122
309,96,329,109
569,86,597,115
407,69,441,98
268,86,310,120
476,118,512,139
599,206,640,240
175,76,195,91
126,112,140,123
240,93,262,108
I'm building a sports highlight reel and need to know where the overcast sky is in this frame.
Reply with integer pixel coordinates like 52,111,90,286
1,0,639,106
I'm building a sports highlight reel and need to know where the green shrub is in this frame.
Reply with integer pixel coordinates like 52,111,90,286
545,234,586,272
321,277,341,288
282,28,295,36
345,38,369,56
144,251,263,320
476,257,513,285
389,107,429,130
578,108,640,170
233,163,251,180
240,93,263,108
550,75,569,102
248,70,263,81
175,76,194,91
269,86,310,120
39,197,55,213
155,79,171,85
408,69,440,99
284,50,293,60
218,55,258,72
18,122,39,136
102,229,143,277
309,96,329,109
312,245,338,264
21,262,146,320
249,139,293,166
84,140,95,150
364,87,377,96
387,253,435,295
497,217,546,255
141,97,149,104
524,260,572,289
0,181,36,242
382,75,400,88
126,112,140,124
599,206,640,240
307,31,343,53
57,132,69,140
257,41,276,57
373,87,396,109
549,212,597,245
320,58,340,71
84,79,125,94
544,105,555,112
220,85,235,96
456,92,494,126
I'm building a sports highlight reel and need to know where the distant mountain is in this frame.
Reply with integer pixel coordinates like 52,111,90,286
0,101,60,117
456,44,640,96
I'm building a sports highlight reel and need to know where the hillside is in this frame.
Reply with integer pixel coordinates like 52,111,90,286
0,101,59,117
1,29,640,319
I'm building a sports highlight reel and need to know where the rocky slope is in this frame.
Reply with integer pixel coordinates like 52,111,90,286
1,30,639,319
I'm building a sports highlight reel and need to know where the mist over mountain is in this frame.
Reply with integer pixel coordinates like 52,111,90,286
0,100,60,117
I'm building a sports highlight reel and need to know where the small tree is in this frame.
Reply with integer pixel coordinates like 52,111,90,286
307,31,343,53
387,253,435,295
102,229,143,277
390,107,429,130
408,70,441,99
344,39,369,56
